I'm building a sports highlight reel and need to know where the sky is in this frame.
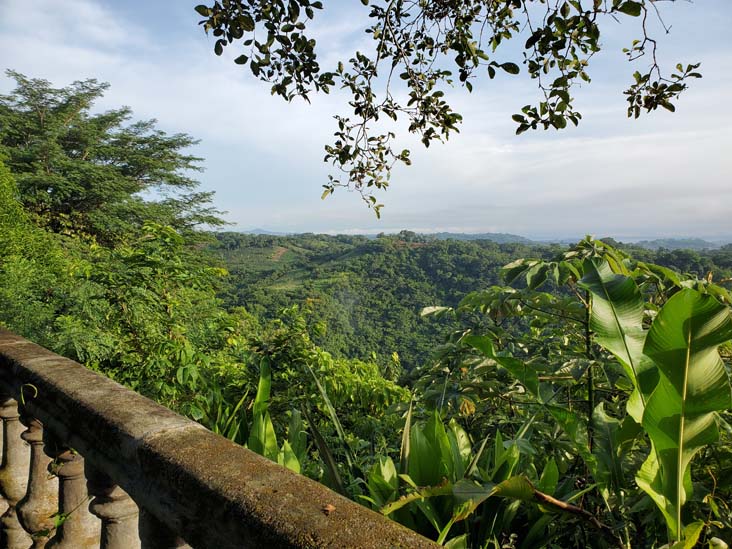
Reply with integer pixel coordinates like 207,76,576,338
1,0,730,240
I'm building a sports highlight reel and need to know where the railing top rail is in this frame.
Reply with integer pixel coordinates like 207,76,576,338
0,329,436,549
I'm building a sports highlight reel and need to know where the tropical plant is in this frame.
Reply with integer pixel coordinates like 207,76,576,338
417,239,732,546
581,260,732,544
246,357,307,473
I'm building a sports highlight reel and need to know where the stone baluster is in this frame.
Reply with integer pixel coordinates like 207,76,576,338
139,509,191,549
16,412,59,548
86,464,140,549
44,434,100,549
0,395,31,548
0,408,7,518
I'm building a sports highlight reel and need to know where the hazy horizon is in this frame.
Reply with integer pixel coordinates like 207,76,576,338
231,226,732,244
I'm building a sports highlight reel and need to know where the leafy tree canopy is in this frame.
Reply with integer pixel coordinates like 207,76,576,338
196,0,701,214
0,70,224,244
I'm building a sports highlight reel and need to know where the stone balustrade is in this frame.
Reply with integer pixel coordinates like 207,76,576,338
0,329,436,548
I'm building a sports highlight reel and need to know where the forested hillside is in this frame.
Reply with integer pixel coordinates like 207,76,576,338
213,231,732,374
213,231,558,372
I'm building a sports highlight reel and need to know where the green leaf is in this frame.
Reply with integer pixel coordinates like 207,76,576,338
536,458,559,495
465,431,490,478
501,258,536,284
420,305,453,318
677,521,705,548
579,259,658,422
640,289,732,539
447,418,472,479
194,4,210,17
287,409,307,462
367,456,399,507
252,356,272,417
424,411,454,480
492,475,535,501
463,335,539,396
635,449,690,542
443,534,468,549
408,422,440,486
302,405,346,495
222,388,249,439
591,402,624,499
241,14,255,31
304,361,357,471
248,410,279,461
616,1,643,16
278,440,301,473
500,62,520,75
526,263,549,290
644,262,683,287
399,399,413,475
380,483,453,516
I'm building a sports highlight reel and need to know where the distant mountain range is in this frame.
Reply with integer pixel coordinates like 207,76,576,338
425,232,533,244
239,229,730,249
423,235,730,249
241,228,291,236
240,228,531,243
630,238,727,250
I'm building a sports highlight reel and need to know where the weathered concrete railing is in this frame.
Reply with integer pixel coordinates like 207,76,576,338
0,329,436,548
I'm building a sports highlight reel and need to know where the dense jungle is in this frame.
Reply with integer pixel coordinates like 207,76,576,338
2,0,732,546
2,71,732,548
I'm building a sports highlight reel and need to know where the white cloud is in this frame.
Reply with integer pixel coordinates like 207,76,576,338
1,0,730,239
1,0,150,52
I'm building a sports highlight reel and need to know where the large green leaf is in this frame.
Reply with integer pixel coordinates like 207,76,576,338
252,356,272,417
248,357,278,460
536,458,559,495
277,440,300,473
380,482,454,516
501,259,538,284
447,419,472,480
367,456,399,507
399,399,414,475
491,431,520,481
247,410,279,461
579,259,657,422
492,475,536,501
443,534,468,549
408,412,454,486
287,409,307,463
639,289,732,539
408,421,442,486
591,402,624,500
425,411,455,480
381,475,534,521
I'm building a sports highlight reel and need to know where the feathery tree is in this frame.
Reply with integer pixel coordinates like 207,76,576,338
0,70,223,244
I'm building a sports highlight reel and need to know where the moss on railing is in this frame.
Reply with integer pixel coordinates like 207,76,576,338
0,328,436,548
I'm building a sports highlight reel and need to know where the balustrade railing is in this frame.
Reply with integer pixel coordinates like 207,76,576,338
0,329,436,548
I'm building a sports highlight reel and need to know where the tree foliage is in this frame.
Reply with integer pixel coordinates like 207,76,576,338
213,231,732,375
196,0,701,212
0,71,223,243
